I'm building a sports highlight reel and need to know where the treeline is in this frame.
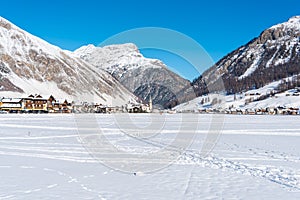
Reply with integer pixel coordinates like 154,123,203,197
190,48,300,96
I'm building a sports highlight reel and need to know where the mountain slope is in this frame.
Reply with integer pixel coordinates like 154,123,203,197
176,16,300,111
0,17,135,105
74,44,191,108
192,16,300,96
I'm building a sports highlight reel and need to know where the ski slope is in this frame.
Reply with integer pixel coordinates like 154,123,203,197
0,114,299,199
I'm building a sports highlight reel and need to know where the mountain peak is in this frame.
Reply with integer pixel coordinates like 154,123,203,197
288,15,300,23
74,44,96,55
270,15,300,32
103,43,138,51
74,43,139,59
74,42,163,72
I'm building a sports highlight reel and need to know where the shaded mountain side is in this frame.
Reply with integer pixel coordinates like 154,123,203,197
74,44,191,108
191,16,300,96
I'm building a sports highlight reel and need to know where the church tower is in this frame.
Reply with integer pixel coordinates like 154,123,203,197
149,95,153,112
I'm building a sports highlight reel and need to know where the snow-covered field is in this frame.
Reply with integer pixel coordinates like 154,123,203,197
0,114,300,199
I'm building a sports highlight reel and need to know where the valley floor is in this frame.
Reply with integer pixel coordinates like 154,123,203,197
0,114,299,199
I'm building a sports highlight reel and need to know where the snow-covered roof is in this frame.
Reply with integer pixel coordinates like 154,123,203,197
33,98,47,101
1,98,22,103
1,103,22,108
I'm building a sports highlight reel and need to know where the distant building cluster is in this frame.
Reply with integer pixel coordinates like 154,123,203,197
189,88,300,115
0,95,72,113
0,94,153,114
78,98,153,113
197,107,300,115
243,88,300,105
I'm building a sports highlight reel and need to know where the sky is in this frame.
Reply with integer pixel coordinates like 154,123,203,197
0,0,299,80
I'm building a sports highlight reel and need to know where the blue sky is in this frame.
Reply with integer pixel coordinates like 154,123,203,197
0,0,299,80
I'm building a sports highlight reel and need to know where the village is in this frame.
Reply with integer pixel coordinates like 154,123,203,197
195,89,300,115
1,91,300,115
0,94,153,114
197,106,300,115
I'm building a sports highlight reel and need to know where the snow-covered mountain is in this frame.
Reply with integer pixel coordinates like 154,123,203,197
178,16,300,111
0,17,135,105
192,16,300,96
74,43,191,108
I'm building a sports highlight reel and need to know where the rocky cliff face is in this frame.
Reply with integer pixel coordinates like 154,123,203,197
75,44,191,108
192,16,300,96
0,17,135,104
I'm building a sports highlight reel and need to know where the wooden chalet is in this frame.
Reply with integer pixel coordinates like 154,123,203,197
0,94,73,113
32,95,47,112
61,99,72,113
0,98,23,113
22,97,34,112
47,95,56,112
48,98,72,113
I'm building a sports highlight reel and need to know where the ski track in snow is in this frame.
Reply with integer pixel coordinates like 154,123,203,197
121,131,300,191
179,152,300,190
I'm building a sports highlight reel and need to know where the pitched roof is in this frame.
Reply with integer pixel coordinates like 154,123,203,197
35,94,43,98
1,98,22,103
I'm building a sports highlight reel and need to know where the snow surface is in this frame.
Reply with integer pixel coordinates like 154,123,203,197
0,114,299,199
